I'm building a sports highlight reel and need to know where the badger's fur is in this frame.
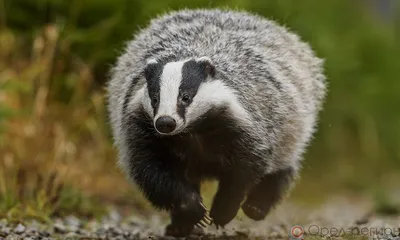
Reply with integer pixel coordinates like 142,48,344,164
108,9,326,237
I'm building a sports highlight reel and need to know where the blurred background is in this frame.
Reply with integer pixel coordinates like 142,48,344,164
0,0,399,221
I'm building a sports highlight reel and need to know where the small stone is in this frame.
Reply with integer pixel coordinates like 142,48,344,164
26,227,39,235
6,234,19,240
2,227,11,235
29,220,40,228
14,223,26,234
111,228,122,235
96,228,107,235
65,215,82,227
65,232,78,238
77,228,89,236
39,231,51,237
128,216,146,226
129,228,141,237
97,234,107,239
53,223,67,234
102,223,113,231
355,212,373,225
108,209,122,223
119,223,131,231
235,229,250,237
67,225,79,233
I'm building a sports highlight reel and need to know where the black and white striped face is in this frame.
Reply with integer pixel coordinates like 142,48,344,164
142,57,218,135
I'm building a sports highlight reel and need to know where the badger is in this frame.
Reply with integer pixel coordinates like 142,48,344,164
108,9,326,237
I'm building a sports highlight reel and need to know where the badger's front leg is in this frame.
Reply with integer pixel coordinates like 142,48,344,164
130,154,210,237
166,183,209,237
210,175,247,227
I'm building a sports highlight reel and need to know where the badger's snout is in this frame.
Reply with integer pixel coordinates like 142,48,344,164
155,116,176,134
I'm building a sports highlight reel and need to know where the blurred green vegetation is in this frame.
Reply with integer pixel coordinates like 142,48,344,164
0,0,399,218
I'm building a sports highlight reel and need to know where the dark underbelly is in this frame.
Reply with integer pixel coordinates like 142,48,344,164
163,128,247,182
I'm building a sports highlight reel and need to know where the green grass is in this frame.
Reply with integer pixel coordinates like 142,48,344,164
373,192,400,216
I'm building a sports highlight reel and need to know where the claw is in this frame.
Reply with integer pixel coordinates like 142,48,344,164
203,217,212,225
196,215,212,229
195,223,203,228
197,221,207,228
204,214,212,222
200,202,207,210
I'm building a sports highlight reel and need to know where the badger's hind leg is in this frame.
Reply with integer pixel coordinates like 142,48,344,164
242,167,296,221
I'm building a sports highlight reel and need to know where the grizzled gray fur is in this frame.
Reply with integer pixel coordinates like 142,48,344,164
108,9,326,237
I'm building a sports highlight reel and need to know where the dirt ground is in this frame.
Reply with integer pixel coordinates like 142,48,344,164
1,196,400,240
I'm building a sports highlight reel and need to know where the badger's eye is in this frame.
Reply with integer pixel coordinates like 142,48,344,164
181,93,191,104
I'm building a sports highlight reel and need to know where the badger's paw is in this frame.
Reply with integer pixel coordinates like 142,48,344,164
165,223,194,238
210,200,240,227
195,207,213,229
171,193,212,231
241,202,269,221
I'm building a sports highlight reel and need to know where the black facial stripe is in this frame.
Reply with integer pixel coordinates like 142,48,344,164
177,104,186,121
178,60,209,119
144,62,164,116
122,75,142,117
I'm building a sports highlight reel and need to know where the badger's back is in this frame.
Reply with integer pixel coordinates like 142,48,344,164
109,9,326,173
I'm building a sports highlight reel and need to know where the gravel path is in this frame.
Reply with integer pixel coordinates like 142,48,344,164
1,197,399,240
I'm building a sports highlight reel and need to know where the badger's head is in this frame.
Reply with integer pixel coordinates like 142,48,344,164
139,57,250,136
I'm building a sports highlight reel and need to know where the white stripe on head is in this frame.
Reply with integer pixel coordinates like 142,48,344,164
186,80,253,128
154,60,186,131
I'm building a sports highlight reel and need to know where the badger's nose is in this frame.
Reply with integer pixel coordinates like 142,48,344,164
155,116,176,134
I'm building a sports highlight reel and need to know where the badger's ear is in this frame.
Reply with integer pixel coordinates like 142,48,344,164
144,59,160,81
196,56,216,77
146,59,158,65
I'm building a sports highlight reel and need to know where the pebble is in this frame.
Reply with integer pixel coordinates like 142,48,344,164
1,227,11,236
53,223,67,234
108,209,122,223
64,215,82,227
128,216,146,226
40,230,51,237
65,232,79,238
14,223,26,234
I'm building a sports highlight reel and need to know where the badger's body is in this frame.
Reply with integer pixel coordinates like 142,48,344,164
108,9,326,237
